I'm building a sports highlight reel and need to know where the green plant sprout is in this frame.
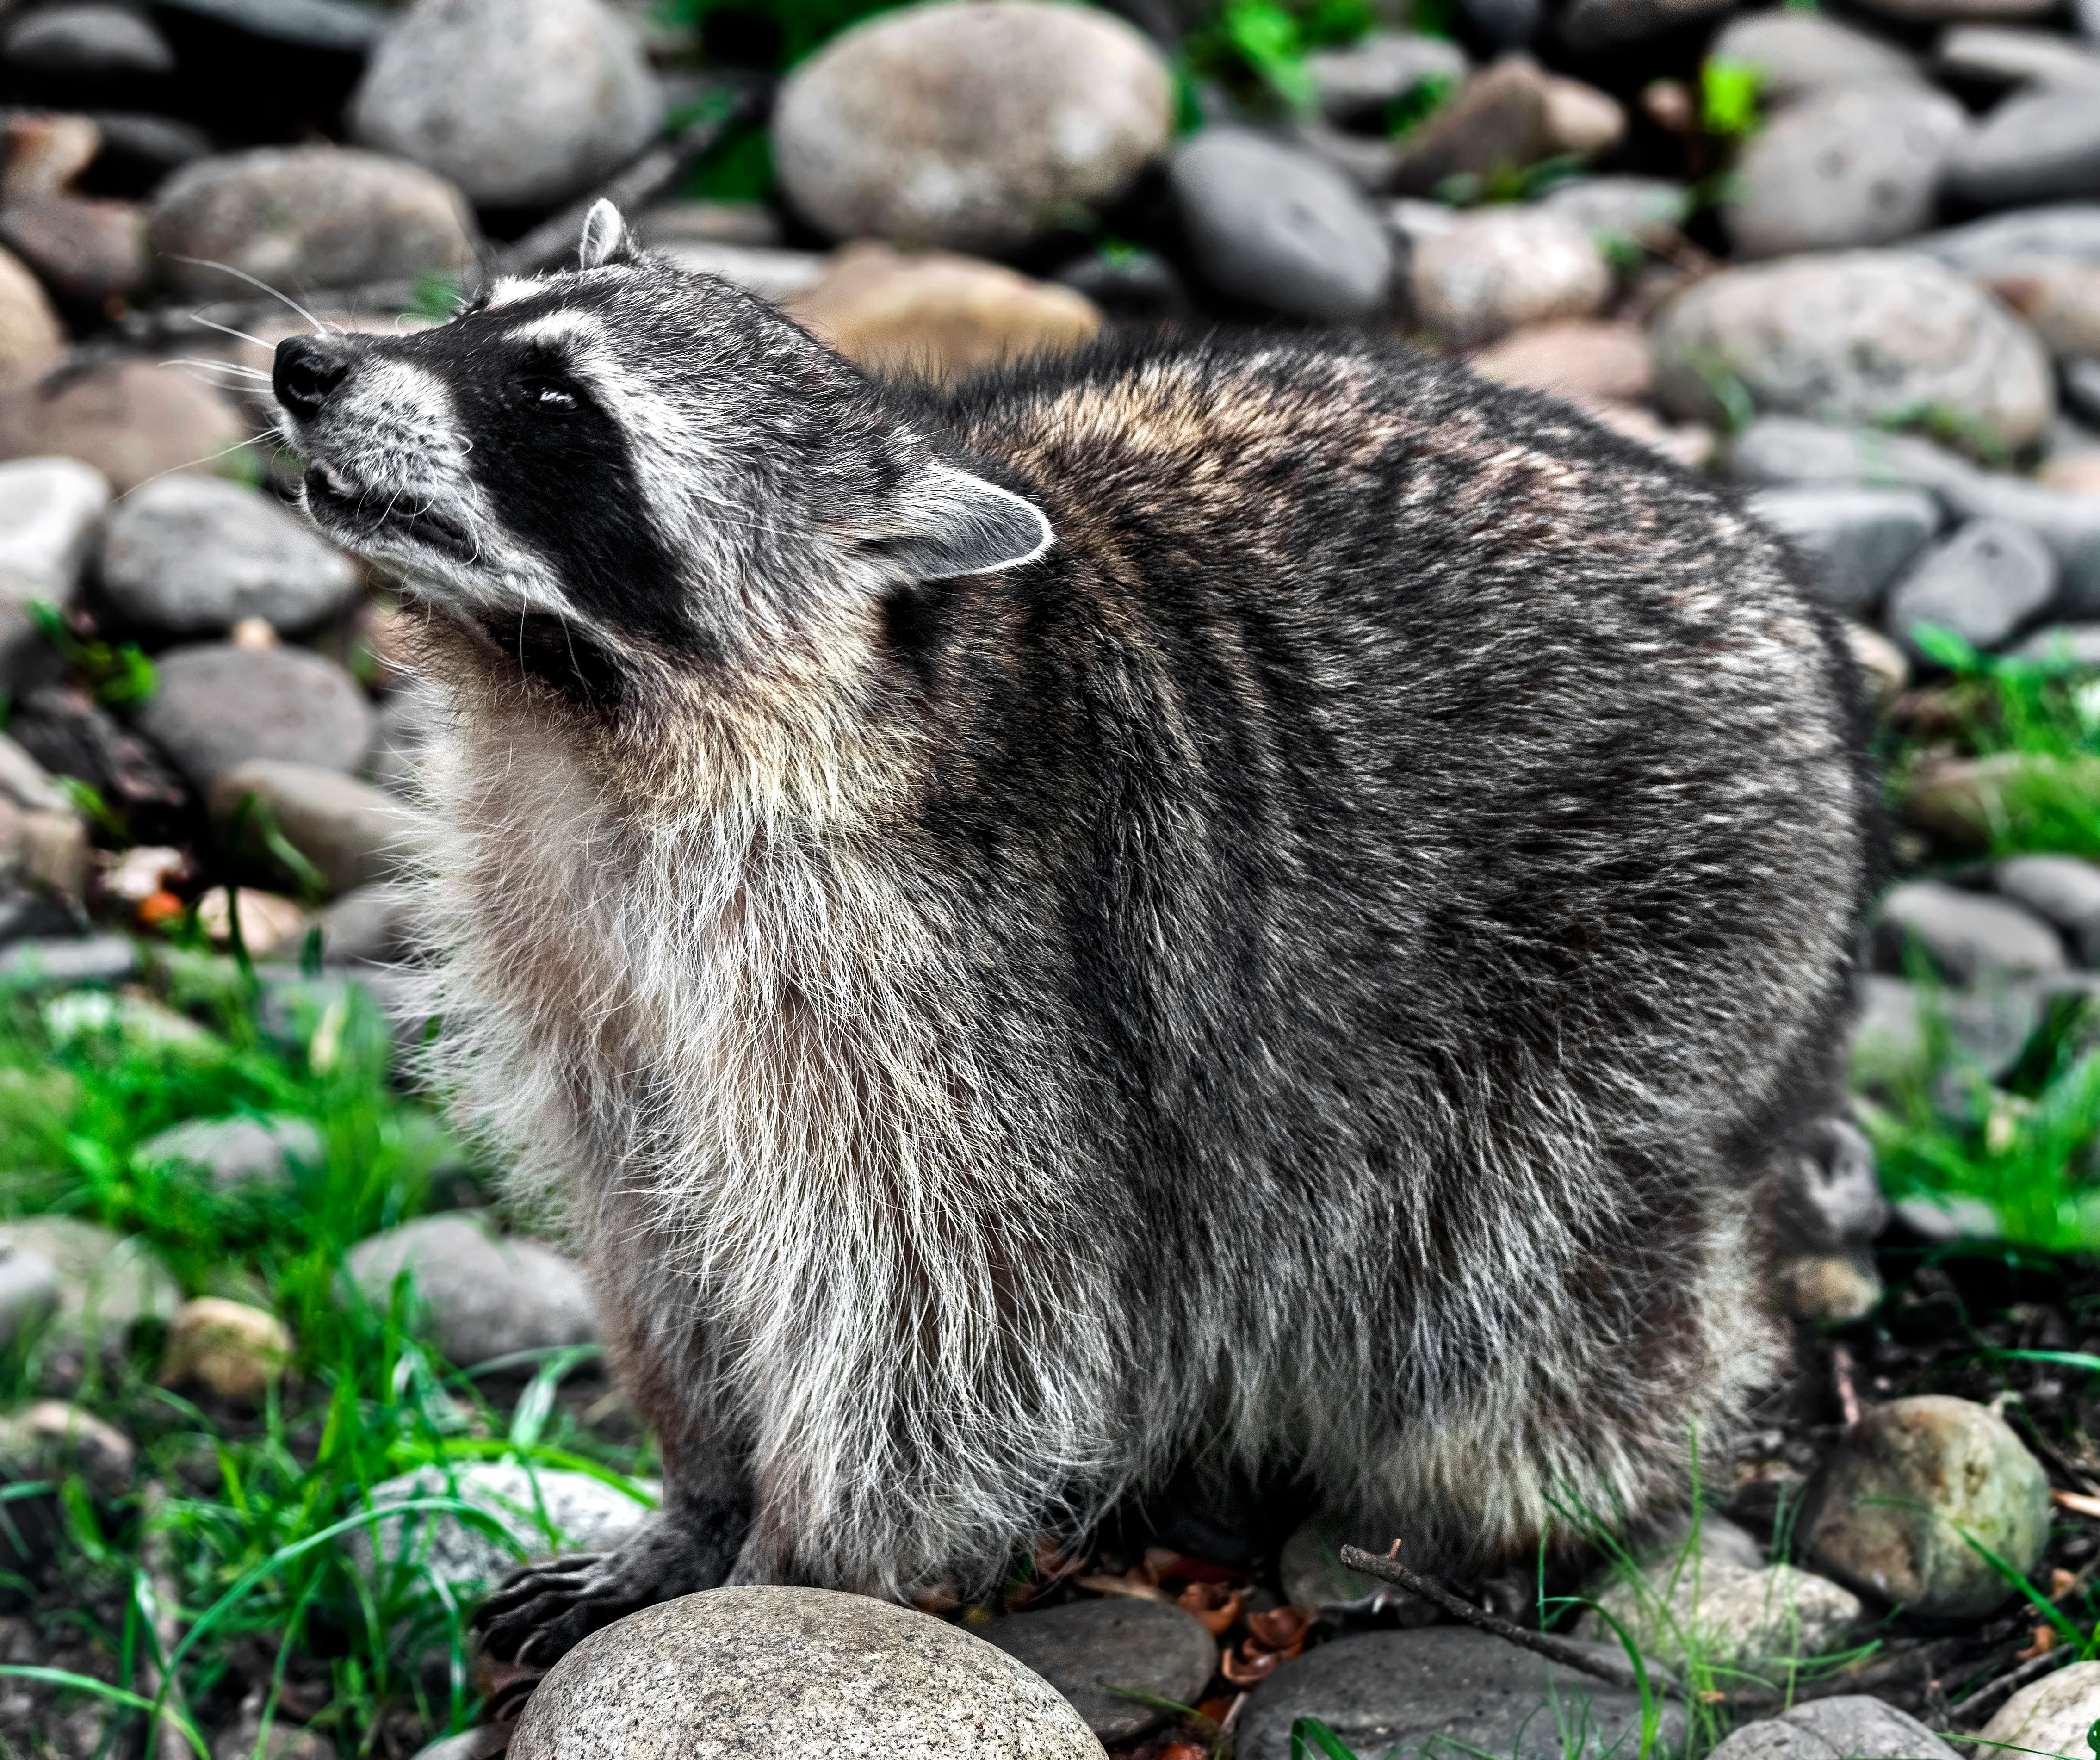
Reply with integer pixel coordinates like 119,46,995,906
26,600,156,712
1699,59,1762,137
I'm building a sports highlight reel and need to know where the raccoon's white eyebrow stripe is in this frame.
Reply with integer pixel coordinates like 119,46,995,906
505,311,608,349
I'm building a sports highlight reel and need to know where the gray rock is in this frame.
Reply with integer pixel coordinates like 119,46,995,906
2067,356,2100,423
1536,174,1689,244
350,0,661,210
135,1114,322,1190
1170,129,1393,323
1978,1661,2100,1760
0,455,108,606
1852,972,2042,1081
1726,87,1966,260
508,1586,1104,1759
307,882,415,965
1939,25,2100,89
1561,0,1728,50
99,477,360,637
651,242,826,303
1995,854,2100,961
343,1213,597,1366
1652,252,2055,451
347,1462,657,1589
1455,0,1537,45
156,0,392,51
774,0,1171,255
1708,12,1923,110
1895,1192,2004,1240
1744,486,1940,615
133,645,374,792
1305,31,1467,128
1280,1515,1387,1607
1708,1696,1960,1760
1884,517,2058,656
88,112,211,179
2015,620,2100,662
0,1216,180,1352
1856,0,2054,22
1236,1627,1683,1760
1636,1509,1767,1571
0,1244,58,1346
1574,1561,1862,1669
0,935,136,988
209,759,423,896
1725,416,2100,610
1802,1395,2050,1619
4,6,173,76
1876,878,2066,982
981,1599,1214,1740
1912,200,2100,273
147,146,476,304
0,1399,134,1498
1406,207,1609,346
1945,87,2100,208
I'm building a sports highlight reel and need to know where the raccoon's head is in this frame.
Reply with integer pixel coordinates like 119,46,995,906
272,201,1053,703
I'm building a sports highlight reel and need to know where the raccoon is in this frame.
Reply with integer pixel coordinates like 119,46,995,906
272,200,1874,1666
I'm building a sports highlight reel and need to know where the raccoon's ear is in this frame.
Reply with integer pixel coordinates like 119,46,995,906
578,200,639,271
873,465,1054,580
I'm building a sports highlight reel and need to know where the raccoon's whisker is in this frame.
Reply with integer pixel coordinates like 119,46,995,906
118,436,262,498
161,356,273,380
168,258,332,335
186,313,280,353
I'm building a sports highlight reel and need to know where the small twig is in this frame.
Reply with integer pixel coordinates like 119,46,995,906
1832,1344,1862,1428
1336,1545,1681,1699
1947,1644,2072,1726
488,76,768,277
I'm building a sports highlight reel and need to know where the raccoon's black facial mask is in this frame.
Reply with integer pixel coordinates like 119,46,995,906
272,199,1055,700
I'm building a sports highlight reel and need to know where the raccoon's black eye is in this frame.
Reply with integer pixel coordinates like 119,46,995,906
538,385,576,410
519,376,578,412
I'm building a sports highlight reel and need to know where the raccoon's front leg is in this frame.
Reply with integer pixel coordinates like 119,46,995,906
472,1478,748,1666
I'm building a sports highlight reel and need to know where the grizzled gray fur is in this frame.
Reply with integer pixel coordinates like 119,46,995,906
270,200,1874,1665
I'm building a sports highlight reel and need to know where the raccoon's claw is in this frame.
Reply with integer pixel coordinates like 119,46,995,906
472,1550,653,1666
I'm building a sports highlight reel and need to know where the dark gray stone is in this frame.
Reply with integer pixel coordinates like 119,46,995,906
0,1244,59,1347
1452,0,1536,46
0,455,109,609
508,1587,1103,1758
2065,355,2100,424
210,759,423,897
1237,1627,1684,1760
1561,0,1728,51
1772,1116,1889,1252
155,0,394,51
0,935,136,987
1305,31,1467,128
1875,878,2066,983
1744,486,1940,615
1726,86,1965,260
1884,517,2058,655
0,1216,180,1352
1708,11,1922,109
135,1114,322,1190
87,111,211,177
147,145,476,303
981,1599,1214,1740
343,1213,598,1366
99,477,360,636
307,882,415,965
351,0,663,210
1945,87,2100,208
133,645,374,792
1939,25,2100,89
1170,128,1393,322
1708,1695,1960,1760
1995,854,2100,961
1912,200,2100,274
4,6,174,76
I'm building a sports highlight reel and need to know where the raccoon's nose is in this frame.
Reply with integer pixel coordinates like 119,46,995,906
273,335,351,420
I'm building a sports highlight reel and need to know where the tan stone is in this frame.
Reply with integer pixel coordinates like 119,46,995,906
193,886,308,955
1393,59,1551,197
785,244,1101,387
160,1297,292,1401
2039,451,2100,496
1903,750,2100,846
1778,1252,1883,1322
0,244,64,384
1978,1660,2100,1760
1987,264,2100,359
0,359,248,494
1470,319,1654,404
1844,622,1911,712
1540,76,1627,161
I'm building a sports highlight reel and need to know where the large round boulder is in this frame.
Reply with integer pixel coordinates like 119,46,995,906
775,0,1171,254
508,1586,1105,1757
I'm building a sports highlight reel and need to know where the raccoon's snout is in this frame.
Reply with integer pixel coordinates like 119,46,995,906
274,335,353,421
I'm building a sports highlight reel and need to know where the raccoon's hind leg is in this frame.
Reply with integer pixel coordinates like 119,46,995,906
471,1489,746,1666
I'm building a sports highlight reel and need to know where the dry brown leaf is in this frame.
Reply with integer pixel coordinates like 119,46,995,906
1245,1606,1314,1652
1175,1581,1244,1636
1221,1645,1284,1686
1073,1571,1166,1602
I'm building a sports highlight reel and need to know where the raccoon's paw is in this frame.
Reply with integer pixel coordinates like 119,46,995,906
472,1512,728,1667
